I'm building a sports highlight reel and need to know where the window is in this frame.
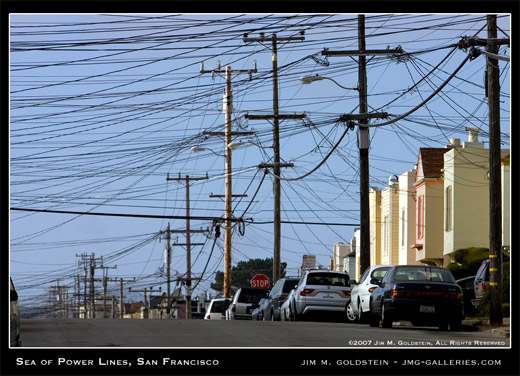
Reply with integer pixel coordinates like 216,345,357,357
417,194,424,239
445,185,452,232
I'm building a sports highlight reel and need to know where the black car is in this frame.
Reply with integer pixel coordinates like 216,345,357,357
263,277,300,321
368,265,463,331
456,275,477,317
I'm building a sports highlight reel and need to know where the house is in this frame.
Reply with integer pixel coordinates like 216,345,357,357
502,154,510,251
331,243,350,272
442,127,510,258
412,146,453,266
380,176,400,266
398,168,421,265
369,188,382,266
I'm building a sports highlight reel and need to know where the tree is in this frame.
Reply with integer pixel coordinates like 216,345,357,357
210,258,287,294
447,247,489,280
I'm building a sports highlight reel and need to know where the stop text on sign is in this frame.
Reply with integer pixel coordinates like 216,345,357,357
251,274,269,289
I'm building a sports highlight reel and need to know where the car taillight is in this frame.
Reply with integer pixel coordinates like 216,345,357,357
482,284,487,291
449,292,463,300
205,315,210,320
300,289,315,296
342,290,351,297
231,304,236,313
390,289,463,299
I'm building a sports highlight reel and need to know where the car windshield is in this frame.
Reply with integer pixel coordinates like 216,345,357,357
392,267,455,283
237,289,269,304
210,300,229,313
306,273,349,286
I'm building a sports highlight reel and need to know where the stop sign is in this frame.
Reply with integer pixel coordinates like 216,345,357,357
251,274,270,289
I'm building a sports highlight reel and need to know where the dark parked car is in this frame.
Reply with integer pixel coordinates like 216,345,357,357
263,277,300,321
474,254,509,302
369,265,463,331
456,275,477,317
10,278,21,347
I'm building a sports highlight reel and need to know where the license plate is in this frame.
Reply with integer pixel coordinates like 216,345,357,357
322,294,334,299
420,305,435,313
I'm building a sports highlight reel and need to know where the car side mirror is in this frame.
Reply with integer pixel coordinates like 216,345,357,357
349,280,357,286
11,290,18,302
370,278,381,286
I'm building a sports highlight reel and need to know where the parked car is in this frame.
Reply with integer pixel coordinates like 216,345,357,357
369,265,463,331
346,265,391,323
204,298,231,320
474,255,509,302
225,287,269,320
263,277,300,321
10,278,21,347
290,270,351,321
456,275,477,317
280,288,297,321
251,298,269,320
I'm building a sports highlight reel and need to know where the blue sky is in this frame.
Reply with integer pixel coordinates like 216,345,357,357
9,14,511,311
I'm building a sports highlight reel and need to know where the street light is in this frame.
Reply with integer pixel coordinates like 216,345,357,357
299,75,358,91
190,145,224,156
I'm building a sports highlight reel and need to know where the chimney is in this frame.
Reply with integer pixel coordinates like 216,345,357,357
446,138,461,148
463,126,484,148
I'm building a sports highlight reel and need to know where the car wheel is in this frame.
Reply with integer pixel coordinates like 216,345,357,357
438,320,449,331
291,306,298,322
381,303,393,328
271,310,275,321
345,301,357,323
358,303,368,324
368,300,379,327
449,318,462,332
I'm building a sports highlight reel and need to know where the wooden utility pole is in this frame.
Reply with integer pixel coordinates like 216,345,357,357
128,287,162,318
115,277,135,319
166,173,208,318
487,14,503,326
201,62,256,299
243,32,305,284
321,15,402,277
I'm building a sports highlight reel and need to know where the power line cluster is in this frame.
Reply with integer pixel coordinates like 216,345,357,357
9,14,510,311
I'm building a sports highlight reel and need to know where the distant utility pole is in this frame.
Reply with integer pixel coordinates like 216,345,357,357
487,14,503,326
113,277,135,319
201,62,256,299
100,260,117,319
128,286,162,318
243,32,305,284
166,173,209,318
322,15,401,276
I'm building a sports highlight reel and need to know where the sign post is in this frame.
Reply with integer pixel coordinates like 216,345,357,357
251,274,270,289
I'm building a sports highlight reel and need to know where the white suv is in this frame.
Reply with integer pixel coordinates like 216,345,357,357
205,298,231,320
346,265,391,323
290,270,351,321
225,288,269,320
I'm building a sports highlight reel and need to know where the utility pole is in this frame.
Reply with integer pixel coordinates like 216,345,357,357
201,62,256,299
322,15,401,276
166,173,209,318
114,277,135,319
357,15,371,278
243,32,305,284
100,260,117,319
487,14,503,326
128,287,162,318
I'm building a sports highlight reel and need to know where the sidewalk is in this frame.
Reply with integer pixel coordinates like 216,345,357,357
462,317,510,338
